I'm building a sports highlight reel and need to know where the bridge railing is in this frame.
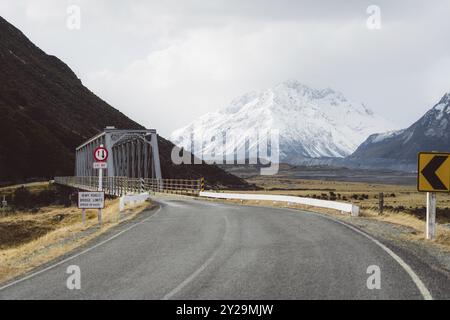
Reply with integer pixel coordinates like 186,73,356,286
54,176,203,196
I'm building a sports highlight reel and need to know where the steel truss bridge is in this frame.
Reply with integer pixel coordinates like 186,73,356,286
56,128,204,196
75,128,162,179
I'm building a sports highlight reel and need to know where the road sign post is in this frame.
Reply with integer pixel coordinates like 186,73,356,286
426,192,437,240
82,208,86,224
418,152,450,240
93,145,109,226
94,162,107,194
99,166,103,191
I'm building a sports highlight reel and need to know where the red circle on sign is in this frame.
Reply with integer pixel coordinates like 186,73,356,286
94,147,108,162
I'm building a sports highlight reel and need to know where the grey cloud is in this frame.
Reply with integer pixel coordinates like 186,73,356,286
1,0,449,136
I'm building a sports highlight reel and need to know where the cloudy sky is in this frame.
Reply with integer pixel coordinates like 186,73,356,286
1,0,450,136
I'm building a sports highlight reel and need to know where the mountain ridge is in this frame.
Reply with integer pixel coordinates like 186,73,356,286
349,91,450,165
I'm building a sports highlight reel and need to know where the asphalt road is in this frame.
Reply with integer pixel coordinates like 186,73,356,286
0,197,433,299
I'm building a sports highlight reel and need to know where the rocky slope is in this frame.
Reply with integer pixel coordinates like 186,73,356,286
349,92,450,169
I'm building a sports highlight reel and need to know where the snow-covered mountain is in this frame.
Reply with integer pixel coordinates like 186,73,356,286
350,92,450,163
169,80,396,162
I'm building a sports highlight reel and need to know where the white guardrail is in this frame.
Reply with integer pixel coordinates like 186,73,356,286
119,193,150,212
199,191,360,216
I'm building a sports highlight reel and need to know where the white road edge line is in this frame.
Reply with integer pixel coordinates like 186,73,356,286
301,210,433,300
0,206,162,291
161,215,230,300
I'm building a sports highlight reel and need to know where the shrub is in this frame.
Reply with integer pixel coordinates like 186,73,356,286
35,188,57,207
13,186,34,209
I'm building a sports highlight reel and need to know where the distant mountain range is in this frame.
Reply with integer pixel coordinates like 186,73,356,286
0,16,247,187
171,81,450,173
277,93,450,172
346,92,450,170
170,80,396,162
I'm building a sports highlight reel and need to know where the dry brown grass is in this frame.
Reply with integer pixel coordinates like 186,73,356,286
241,177,450,222
361,208,450,249
0,181,50,195
0,198,151,284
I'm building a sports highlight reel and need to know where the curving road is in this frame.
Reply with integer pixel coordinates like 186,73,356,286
0,197,432,299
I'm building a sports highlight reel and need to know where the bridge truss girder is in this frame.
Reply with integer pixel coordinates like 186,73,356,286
75,128,162,179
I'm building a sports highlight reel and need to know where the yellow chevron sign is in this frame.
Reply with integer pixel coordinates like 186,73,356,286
418,152,450,192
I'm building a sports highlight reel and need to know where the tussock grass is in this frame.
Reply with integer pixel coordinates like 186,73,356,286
235,177,450,221
361,208,450,249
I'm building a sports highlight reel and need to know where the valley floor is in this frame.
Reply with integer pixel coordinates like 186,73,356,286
244,175,450,223
223,164,417,185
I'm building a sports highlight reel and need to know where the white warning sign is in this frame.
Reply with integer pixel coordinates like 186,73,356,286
78,192,105,209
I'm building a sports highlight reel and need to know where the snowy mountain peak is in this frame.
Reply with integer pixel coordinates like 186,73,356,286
273,80,343,102
170,81,397,161
433,92,450,114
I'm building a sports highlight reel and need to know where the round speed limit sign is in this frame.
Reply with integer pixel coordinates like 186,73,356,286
94,146,108,162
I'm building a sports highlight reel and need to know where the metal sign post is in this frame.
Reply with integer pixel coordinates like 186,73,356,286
94,162,107,194
426,192,437,240
93,144,108,226
98,165,103,226
98,205,102,226
98,166,103,191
